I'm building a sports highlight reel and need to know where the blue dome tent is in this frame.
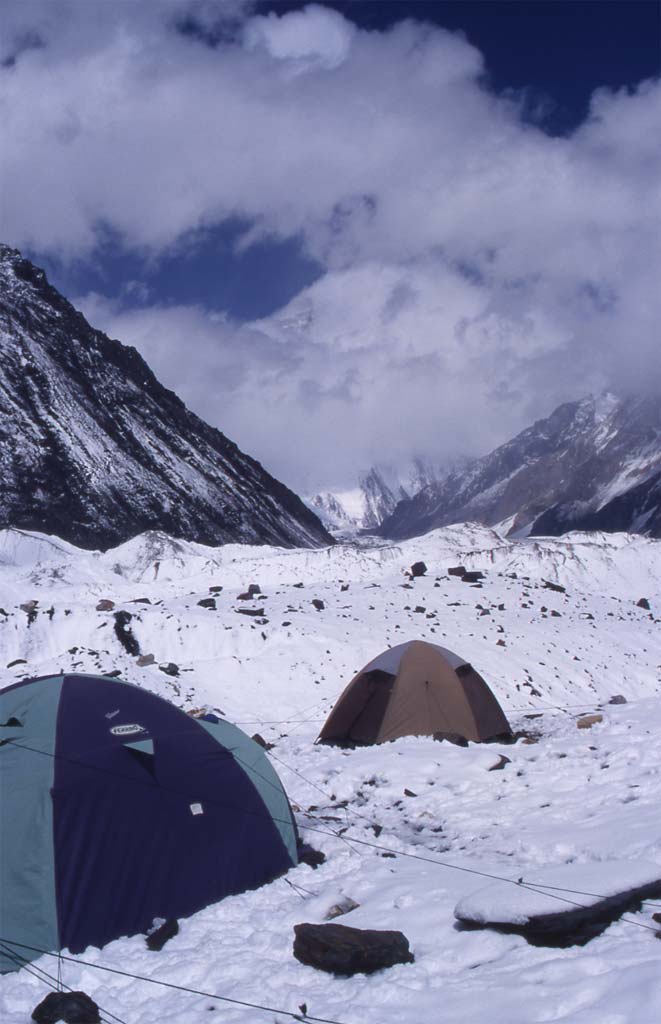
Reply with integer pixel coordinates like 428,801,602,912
0,673,298,973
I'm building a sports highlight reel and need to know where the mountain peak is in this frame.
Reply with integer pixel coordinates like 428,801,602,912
0,246,333,551
380,392,661,541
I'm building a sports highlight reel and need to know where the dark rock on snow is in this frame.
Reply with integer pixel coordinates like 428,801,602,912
95,599,115,611
146,918,179,952
113,610,140,657
293,922,414,975
312,599,325,611
461,571,484,583
251,733,274,750
0,245,333,551
197,597,216,609
409,561,427,577
636,597,650,610
488,755,512,771
159,662,180,676
608,694,627,705
31,991,101,1024
297,843,326,869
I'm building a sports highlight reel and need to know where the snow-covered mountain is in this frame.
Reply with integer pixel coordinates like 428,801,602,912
1,523,660,1023
0,245,332,551
309,458,451,533
380,394,661,541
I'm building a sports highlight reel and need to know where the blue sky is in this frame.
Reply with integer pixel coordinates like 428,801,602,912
2,1,660,491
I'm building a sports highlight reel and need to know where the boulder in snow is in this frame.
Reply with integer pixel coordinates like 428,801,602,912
293,922,414,975
31,991,101,1023
576,713,603,729
454,860,661,947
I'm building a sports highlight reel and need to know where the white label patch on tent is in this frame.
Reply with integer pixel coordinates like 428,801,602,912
110,723,146,737
190,802,204,816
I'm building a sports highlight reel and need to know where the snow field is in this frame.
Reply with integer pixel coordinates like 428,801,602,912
1,523,660,1023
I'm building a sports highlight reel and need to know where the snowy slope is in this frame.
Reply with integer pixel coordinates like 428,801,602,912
381,393,661,541
0,245,332,551
1,524,660,1023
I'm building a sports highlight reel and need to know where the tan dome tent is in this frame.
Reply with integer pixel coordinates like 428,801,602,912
318,640,510,745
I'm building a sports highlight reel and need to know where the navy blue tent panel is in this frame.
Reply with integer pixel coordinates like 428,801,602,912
0,674,298,971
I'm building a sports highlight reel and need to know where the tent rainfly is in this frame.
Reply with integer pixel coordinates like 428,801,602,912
318,640,511,746
0,673,297,974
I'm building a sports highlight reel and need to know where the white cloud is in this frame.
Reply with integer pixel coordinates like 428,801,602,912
244,4,355,71
3,2,661,489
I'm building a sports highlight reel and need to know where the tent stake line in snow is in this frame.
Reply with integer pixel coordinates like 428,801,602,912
0,938,352,1024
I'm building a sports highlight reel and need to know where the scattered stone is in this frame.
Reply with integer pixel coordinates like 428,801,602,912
20,599,39,613
496,639,506,647
136,653,155,667
312,599,325,611
95,599,115,612
341,583,350,592
281,620,292,627
409,561,427,577
576,713,603,729
488,755,511,772
146,917,179,951
551,610,562,617
197,597,216,609
159,662,180,677
104,670,122,678
609,694,627,705
297,843,326,869
461,571,484,583
403,788,417,797
248,584,261,595
208,585,223,593
293,582,304,588
448,565,466,576
413,606,426,614
293,922,414,975
235,607,265,617
251,733,274,750
31,991,101,1023
325,897,360,921
542,580,566,593
129,597,152,604
6,658,27,668
113,610,140,657
636,597,650,610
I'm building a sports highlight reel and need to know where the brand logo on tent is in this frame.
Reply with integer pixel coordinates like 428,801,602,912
110,723,146,737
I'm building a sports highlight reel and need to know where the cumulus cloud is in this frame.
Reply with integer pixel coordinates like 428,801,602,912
3,1,660,490
244,4,355,71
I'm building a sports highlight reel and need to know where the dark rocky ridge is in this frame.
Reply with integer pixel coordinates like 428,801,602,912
380,394,661,541
0,245,333,551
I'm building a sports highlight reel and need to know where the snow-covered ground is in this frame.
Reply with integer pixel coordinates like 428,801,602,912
1,523,660,1023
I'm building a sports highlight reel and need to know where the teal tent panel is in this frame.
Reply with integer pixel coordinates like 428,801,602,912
196,718,298,865
0,676,64,973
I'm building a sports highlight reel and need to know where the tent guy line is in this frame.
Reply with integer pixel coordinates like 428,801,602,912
0,938,351,1024
7,736,661,920
0,942,130,1024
